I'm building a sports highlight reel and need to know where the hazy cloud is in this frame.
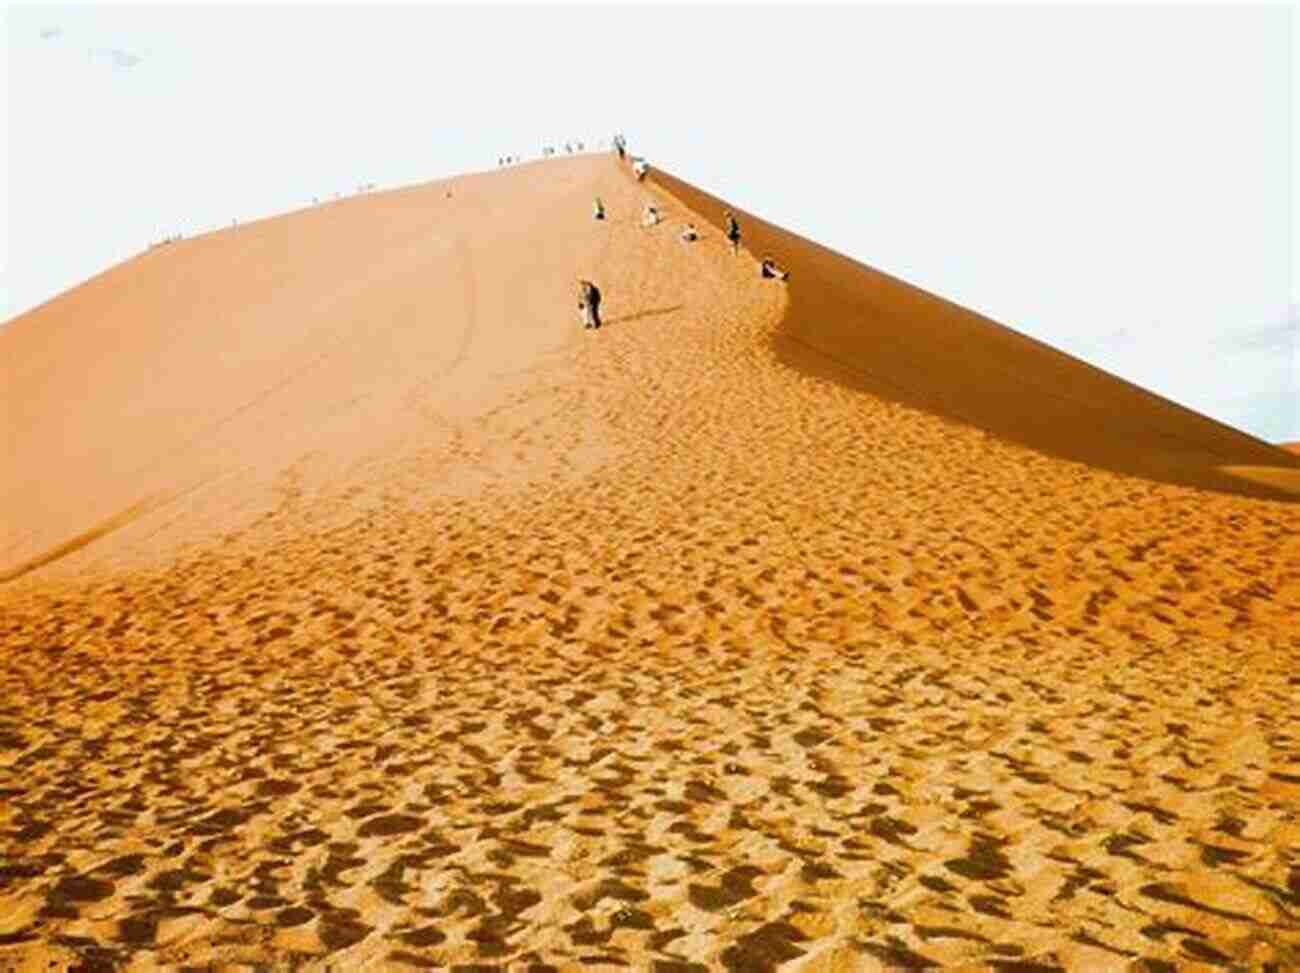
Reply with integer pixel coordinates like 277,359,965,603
1051,307,1297,442
1066,307,1297,358
89,47,144,69
1216,307,1299,353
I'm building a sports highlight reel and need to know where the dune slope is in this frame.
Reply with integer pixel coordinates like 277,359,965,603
2,155,1298,971
649,169,1300,500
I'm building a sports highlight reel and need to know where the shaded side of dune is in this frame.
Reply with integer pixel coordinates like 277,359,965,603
649,169,1300,501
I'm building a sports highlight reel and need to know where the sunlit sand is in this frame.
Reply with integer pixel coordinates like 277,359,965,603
2,155,1298,971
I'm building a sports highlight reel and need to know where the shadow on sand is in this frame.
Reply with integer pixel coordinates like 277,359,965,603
602,305,684,329
649,169,1300,503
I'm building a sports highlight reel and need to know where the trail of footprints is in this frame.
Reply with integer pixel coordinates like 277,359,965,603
3,178,1299,969
2,608,1298,969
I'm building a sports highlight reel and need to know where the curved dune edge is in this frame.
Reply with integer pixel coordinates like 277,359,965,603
2,157,1299,972
646,170,1300,503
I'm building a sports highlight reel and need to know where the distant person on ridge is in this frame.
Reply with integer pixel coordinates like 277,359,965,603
578,278,603,330
593,197,606,221
633,158,649,181
614,134,626,160
725,211,741,255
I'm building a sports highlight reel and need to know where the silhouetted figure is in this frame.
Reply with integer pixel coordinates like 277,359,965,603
725,211,741,255
578,279,602,330
633,158,649,181
641,203,661,228
613,134,627,160
680,223,699,243
593,197,606,221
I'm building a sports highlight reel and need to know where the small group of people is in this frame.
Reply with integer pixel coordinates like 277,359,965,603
542,141,586,157
647,205,700,248
502,138,606,166
610,133,646,179
724,209,790,280
592,193,694,244
575,147,789,335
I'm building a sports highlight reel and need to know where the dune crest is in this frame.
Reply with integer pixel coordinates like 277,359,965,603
648,169,1300,500
2,156,1297,971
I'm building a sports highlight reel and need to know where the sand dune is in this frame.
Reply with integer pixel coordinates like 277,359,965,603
2,155,1298,971
649,170,1300,502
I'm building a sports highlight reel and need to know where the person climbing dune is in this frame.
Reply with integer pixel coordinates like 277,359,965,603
680,223,699,243
641,203,661,228
760,256,790,281
577,278,602,330
593,197,605,221
725,211,741,255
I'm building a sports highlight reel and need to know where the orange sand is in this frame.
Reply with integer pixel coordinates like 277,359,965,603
2,155,1298,971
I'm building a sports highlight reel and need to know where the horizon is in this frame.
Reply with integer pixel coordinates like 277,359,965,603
6,3,1297,442
5,10,1300,969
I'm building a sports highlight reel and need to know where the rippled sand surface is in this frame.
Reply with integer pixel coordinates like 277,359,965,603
3,156,1298,971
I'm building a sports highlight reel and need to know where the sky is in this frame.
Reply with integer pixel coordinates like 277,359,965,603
6,2,1298,443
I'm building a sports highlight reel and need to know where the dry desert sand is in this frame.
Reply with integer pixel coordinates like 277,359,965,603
2,154,1299,971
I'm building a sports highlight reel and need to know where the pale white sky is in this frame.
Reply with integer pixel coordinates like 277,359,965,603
6,2,1298,442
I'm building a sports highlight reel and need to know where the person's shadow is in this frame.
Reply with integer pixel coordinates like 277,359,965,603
601,305,683,328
